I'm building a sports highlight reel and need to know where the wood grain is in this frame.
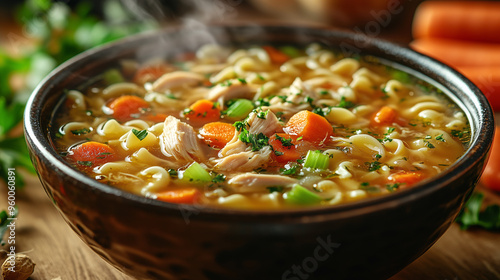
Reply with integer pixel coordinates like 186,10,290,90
1,172,499,280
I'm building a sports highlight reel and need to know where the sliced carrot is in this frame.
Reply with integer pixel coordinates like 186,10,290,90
185,99,221,124
269,133,301,163
70,141,115,168
133,63,173,84
285,110,333,144
200,122,236,149
372,106,397,126
410,38,500,67
263,46,290,65
388,171,424,187
413,1,500,44
456,66,500,111
156,188,201,204
108,95,149,122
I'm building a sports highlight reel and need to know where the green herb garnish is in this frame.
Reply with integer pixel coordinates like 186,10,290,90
71,128,91,135
456,192,500,230
132,129,148,141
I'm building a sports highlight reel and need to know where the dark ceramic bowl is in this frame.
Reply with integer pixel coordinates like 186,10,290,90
24,26,494,280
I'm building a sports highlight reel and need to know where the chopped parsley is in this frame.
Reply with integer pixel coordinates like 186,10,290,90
312,107,327,117
280,163,300,175
77,161,93,167
96,152,111,159
166,93,178,99
337,96,356,109
275,134,294,147
365,161,382,172
71,128,91,135
211,173,226,183
456,192,500,230
304,96,314,107
168,169,178,178
239,130,269,151
274,150,284,156
182,108,193,115
425,141,435,149
253,98,270,107
257,110,269,119
386,183,401,192
233,121,248,132
132,129,148,141
237,78,247,84
436,134,446,142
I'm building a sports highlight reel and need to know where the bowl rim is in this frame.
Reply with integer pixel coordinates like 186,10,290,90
24,24,495,219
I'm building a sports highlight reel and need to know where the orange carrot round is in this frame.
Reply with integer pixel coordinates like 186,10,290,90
263,46,290,65
411,38,500,68
388,171,424,187
413,1,500,44
70,141,115,167
269,133,301,163
285,110,333,144
372,106,397,126
200,122,236,148
108,95,149,121
185,99,221,124
156,188,201,204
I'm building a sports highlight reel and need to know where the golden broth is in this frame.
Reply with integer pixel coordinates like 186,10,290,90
52,44,470,209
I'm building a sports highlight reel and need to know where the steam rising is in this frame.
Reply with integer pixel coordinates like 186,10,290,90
119,0,244,23
118,0,250,62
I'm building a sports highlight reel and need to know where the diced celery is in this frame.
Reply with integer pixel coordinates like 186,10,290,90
303,150,329,170
182,162,212,183
225,99,254,119
284,184,322,205
103,69,125,84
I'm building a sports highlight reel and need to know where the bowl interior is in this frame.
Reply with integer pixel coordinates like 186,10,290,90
26,25,494,217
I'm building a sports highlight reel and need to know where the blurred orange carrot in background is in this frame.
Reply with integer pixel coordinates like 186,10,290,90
413,1,500,44
411,1,500,111
410,38,500,68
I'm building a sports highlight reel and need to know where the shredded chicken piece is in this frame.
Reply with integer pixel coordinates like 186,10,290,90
152,71,204,92
160,116,205,164
207,79,256,101
246,110,283,136
286,77,318,104
219,131,247,157
213,146,271,172
228,173,298,189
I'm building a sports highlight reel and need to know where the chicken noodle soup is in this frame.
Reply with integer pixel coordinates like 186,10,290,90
52,44,470,209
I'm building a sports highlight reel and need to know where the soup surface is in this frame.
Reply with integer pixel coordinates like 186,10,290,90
52,44,470,209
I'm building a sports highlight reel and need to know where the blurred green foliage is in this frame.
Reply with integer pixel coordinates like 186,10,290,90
0,0,158,187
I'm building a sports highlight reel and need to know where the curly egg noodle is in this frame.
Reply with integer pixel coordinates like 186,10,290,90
52,44,470,209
